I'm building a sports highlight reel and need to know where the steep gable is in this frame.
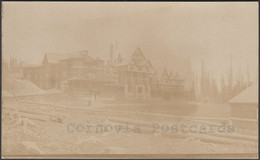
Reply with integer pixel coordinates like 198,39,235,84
145,60,153,68
161,68,171,83
132,47,145,61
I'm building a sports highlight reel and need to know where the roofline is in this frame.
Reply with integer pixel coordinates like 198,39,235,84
132,47,145,59
229,102,258,105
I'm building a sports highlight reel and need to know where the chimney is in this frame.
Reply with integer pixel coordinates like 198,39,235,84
110,44,114,66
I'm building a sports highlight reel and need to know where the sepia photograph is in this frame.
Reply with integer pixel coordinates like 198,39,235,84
1,2,258,159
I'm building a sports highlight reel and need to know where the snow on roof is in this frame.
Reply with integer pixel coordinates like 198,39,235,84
45,50,91,63
229,83,258,104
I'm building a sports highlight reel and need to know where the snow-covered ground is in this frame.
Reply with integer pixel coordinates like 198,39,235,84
2,93,258,157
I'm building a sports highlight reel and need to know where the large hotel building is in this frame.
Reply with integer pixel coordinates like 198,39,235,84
23,45,189,100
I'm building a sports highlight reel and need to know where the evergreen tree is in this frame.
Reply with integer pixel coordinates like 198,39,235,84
190,72,196,101
211,78,218,103
247,63,252,86
221,75,228,103
200,59,206,98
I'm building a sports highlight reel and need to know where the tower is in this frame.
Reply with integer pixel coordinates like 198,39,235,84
42,53,48,65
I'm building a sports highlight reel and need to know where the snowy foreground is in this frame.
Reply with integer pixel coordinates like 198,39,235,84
2,93,258,157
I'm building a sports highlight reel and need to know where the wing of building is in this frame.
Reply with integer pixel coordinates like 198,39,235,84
229,82,258,119
23,50,122,97
106,46,190,100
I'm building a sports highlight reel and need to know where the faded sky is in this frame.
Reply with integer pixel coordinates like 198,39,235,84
2,2,258,85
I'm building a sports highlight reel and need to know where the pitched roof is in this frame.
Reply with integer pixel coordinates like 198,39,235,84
229,83,258,104
117,54,122,61
161,68,170,80
168,71,173,78
113,47,152,68
45,50,92,63
137,59,152,67
145,60,153,68
131,47,145,59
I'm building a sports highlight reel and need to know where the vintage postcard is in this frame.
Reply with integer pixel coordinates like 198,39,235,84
1,2,258,159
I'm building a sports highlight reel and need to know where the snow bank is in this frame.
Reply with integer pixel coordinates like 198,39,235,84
2,74,44,96
2,73,61,97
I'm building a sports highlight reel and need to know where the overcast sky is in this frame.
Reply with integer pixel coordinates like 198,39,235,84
2,2,258,85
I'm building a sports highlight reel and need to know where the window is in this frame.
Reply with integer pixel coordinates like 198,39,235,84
138,87,143,93
128,85,133,92
145,86,148,93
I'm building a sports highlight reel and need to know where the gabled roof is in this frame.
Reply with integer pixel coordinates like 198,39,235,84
229,83,258,104
169,71,183,81
117,54,122,61
141,59,153,68
146,60,153,68
113,47,153,69
131,47,145,59
161,68,170,80
168,71,174,78
113,58,136,67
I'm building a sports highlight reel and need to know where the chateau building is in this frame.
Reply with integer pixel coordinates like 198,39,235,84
106,45,187,100
107,47,154,99
23,45,188,100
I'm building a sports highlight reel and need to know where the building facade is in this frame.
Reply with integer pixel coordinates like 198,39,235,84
23,46,189,100
23,51,122,97
107,47,154,100
151,69,186,100
106,45,188,100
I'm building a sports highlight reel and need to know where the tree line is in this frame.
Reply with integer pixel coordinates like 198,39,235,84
190,56,252,104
